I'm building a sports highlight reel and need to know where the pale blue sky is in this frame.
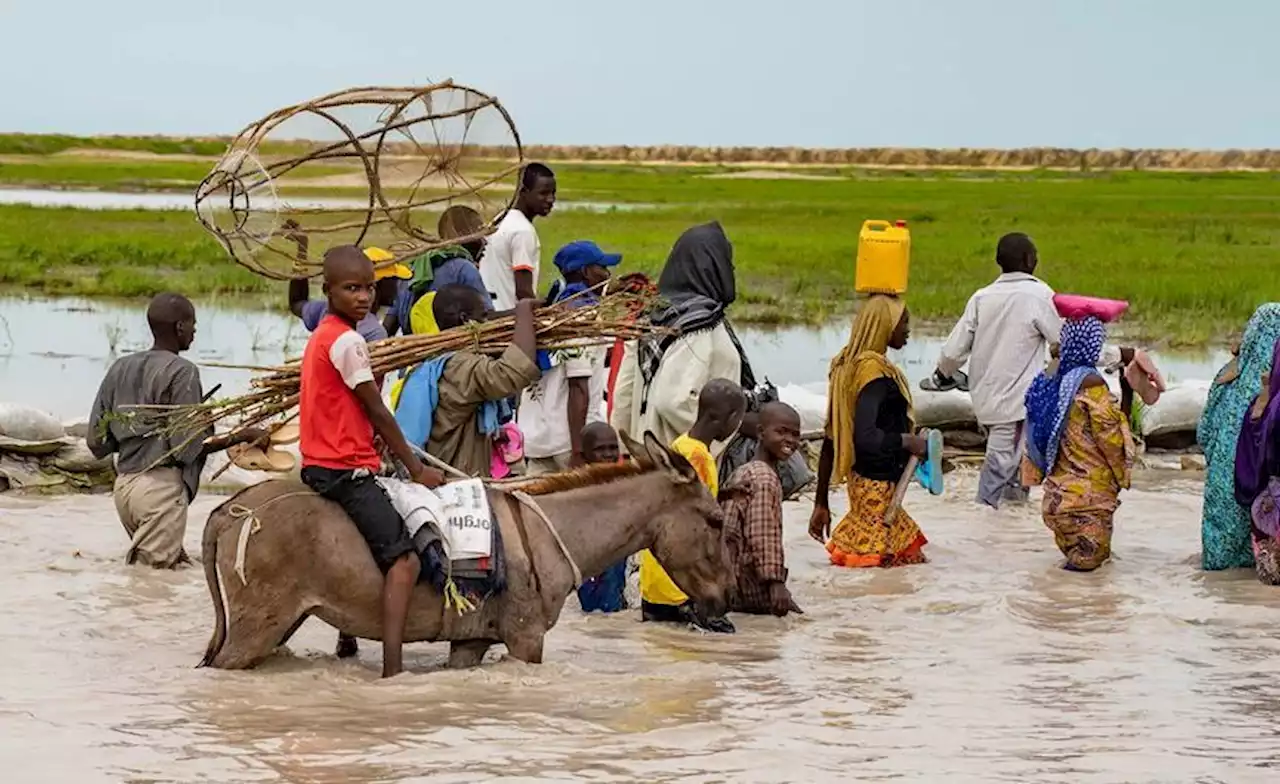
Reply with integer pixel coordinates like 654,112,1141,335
1,0,1274,148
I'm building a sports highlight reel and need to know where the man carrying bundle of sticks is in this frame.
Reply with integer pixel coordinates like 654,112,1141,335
394,284,542,477
88,293,270,569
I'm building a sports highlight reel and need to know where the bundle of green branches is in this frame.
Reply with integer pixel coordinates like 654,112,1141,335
154,290,665,440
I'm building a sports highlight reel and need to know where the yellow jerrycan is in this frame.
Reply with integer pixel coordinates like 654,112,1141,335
855,219,911,295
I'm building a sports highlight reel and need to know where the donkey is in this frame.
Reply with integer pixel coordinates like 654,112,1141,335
198,432,734,671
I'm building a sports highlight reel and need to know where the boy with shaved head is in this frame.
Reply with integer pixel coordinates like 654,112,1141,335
575,422,629,614
89,292,267,568
721,402,804,617
298,245,447,678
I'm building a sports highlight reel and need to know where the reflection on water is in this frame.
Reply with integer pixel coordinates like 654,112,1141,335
3,472,1279,781
0,296,1232,421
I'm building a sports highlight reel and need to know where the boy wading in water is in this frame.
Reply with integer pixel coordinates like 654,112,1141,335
520,240,621,474
722,402,804,616
298,246,446,678
89,293,268,568
641,378,745,633
576,422,630,614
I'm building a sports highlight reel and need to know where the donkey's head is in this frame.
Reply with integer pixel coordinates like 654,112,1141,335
623,430,734,617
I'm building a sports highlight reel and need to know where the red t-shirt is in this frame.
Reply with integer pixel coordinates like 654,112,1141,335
300,314,380,471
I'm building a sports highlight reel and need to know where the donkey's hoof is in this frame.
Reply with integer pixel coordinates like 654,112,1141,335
335,634,359,659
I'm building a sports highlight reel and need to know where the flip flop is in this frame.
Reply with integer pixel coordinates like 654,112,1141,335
913,428,945,496
230,444,297,473
268,422,300,446
262,447,297,473
919,370,969,393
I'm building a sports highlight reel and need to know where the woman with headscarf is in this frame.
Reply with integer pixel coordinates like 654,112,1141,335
1233,337,1280,585
1200,303,1280,571
1022,317,1135,571
808,295,929,568
610,222,755,449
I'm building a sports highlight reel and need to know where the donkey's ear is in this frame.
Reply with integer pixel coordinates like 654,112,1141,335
643,430,697,484
618,429,646,461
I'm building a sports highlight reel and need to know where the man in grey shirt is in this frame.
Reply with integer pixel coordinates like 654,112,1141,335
88,293,263,568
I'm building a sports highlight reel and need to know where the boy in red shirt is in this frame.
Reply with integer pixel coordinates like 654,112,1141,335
299,245,445,678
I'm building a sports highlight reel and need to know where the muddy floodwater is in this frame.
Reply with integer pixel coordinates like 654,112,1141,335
3,472,1280,781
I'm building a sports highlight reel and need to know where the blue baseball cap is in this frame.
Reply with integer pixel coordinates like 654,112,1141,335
553,240,622,274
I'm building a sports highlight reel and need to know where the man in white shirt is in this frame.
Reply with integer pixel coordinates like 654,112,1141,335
480,162,556,310
519,241,621,473
932,233,1132,508
932,234,1060,508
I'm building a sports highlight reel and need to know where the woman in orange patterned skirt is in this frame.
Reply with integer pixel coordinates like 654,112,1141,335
808,295,929,567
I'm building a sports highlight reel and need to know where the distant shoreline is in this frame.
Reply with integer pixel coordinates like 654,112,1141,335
1,133,1278,171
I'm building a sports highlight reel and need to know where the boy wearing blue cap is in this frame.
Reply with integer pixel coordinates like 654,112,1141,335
519,241,622,473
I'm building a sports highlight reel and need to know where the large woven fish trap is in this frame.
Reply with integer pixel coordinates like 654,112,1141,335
194,81,523,280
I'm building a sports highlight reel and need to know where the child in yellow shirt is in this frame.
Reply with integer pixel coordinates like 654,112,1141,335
640,378,745,632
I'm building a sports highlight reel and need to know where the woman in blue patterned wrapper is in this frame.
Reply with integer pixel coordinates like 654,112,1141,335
1198,304,1280,571
1022,317,1135,571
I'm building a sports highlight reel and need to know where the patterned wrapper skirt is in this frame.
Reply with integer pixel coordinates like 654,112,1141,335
827,473,928,568
1043,512,1113,571
1249,478,1280,586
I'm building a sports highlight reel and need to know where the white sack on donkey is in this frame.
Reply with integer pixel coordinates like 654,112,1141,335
377,477,493,561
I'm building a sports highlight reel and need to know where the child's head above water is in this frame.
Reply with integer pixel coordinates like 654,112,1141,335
756,402,801,463
691,378,747,444
580,421,620,464
322,245,376,323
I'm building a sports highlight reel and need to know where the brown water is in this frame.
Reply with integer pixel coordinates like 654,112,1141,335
3,470,1278,782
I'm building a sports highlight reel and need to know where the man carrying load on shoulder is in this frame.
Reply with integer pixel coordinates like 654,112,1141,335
284,223,411,342
395,205,493,336
88,293,268,569
394,285,543,478
930,233,1134,509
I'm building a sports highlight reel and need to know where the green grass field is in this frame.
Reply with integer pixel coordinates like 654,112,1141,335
2,146,1278,345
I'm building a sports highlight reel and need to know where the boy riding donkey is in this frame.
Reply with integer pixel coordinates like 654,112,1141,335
297,246,450,678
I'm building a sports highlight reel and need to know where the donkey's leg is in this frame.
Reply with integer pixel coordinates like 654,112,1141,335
503,632,545,665
213,606,306,669
335,633,359,659
448,639,495,669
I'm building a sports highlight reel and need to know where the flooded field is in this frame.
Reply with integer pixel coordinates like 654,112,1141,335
4,470,1279,781
0,188,651,214
0,296,1231,422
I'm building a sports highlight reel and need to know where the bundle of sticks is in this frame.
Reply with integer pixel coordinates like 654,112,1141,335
150,291,665,443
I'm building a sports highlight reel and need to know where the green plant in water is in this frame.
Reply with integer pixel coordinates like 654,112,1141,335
103,321,125,355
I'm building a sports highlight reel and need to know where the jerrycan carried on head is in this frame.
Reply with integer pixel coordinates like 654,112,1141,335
855,219,911,295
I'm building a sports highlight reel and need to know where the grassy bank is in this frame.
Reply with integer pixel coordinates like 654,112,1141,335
3,166,1280,344
4,132,1279,169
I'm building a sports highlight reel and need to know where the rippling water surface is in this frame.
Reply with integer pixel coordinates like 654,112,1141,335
3,471,1278,782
